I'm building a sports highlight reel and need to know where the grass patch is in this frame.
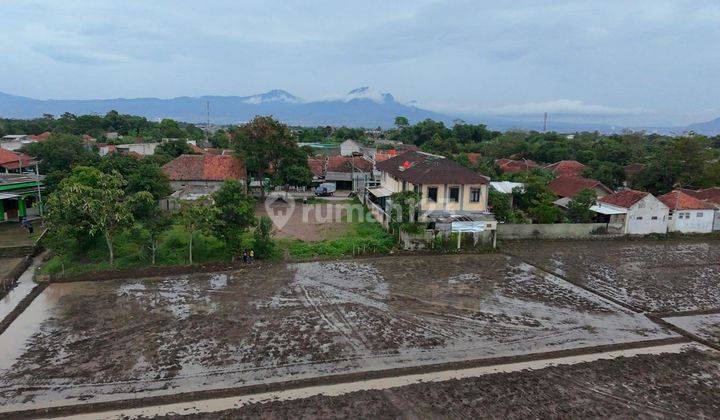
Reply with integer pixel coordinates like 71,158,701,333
277,205,395,260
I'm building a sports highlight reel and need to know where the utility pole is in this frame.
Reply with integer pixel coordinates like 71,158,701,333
543,112,548,132
205,100,210,147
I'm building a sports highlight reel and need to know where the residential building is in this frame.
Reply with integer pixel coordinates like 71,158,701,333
659,190,715,234
340,139,362,156
160,154,247,211
0,148,39,174
1,135,36,152
162,154,247,191
548,175,612,208
592,190,669,235
325,155,374,190
0,173,44,222
679,188,720,230
495,158,539,174
370,151,495,232
544,160,586,177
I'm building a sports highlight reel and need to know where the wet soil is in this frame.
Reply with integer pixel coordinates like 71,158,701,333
505,238,720,313
160,349,720,419
0,254,673,412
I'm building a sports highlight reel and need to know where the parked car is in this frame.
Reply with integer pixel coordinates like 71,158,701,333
315,182,336,197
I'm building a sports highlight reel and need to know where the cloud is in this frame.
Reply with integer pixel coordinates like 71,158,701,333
482,100,648,116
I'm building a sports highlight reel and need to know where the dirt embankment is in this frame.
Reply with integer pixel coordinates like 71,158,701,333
156,349,720,420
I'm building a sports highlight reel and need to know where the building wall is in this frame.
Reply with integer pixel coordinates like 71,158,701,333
340,140,361,156
668,209,715,233
714,209,720,231
169,180,226,191
419,184,487,212
626,195,669,235
497,223,614,240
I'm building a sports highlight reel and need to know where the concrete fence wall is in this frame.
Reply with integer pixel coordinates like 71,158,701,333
497,223,617,240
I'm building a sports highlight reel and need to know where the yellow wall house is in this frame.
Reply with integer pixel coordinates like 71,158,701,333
368,151,496,233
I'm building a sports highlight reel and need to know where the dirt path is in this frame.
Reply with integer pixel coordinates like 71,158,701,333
52,342,711,419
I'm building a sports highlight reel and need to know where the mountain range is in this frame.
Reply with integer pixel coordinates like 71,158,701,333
0,88,718,135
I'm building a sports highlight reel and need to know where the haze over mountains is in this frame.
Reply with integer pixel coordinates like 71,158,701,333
0,88,718,135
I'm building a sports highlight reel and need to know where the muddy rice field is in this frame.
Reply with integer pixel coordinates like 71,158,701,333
506,238,720,313
0,250,680,414
162,348,720,419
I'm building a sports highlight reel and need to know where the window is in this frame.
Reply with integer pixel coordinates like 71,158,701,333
685,212,691,218
697,212,703,217
449,187,460,202
470,188,481,203
636,216,643,220
679,213,684,219
651,216,658,220
427,187,438,202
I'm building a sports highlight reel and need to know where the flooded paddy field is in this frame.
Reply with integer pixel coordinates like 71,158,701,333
161,348,720,419
0,253,675,413
506,238,720,313
664,313,720,347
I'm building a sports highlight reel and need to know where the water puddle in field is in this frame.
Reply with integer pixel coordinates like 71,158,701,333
0,282,82,371
0,255,43,322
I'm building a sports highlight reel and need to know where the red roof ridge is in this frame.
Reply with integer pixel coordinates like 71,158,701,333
658,190,716,210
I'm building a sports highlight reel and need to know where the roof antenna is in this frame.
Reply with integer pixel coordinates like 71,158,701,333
543,112,548,132
205,100,211,146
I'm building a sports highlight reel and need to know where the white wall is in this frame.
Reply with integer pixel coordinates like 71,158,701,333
626,195,669,235
340,140,361,156
668,209,715,233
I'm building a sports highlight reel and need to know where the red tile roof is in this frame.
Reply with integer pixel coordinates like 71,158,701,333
495,158,539,174
659,190,716,210
326,155,373,173
162,154,246,182
681,187,720,206
545,160,586,177
548,175,612,198
374,150,398,163
307,157,325,177
0,148,37,170
377,151,489,185
467,152,482,165
598,189,649,208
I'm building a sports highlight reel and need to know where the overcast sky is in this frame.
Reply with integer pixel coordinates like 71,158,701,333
1,0,719,125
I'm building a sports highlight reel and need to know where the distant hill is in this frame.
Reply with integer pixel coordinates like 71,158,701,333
686,117,720,136
1,88,718,134
0,88,454,128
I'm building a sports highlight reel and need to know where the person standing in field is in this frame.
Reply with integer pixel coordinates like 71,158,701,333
249,249,254,263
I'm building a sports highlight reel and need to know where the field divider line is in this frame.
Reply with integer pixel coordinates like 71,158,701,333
0,283,47,336
645,314,720,352
649,308,720,318
499,251,645,314
0,337,690,420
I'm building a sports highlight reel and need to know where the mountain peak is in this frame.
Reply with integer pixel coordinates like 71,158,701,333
345,87,394,103
243,89,301,104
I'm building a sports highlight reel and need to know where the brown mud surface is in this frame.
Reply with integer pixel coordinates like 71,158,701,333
0,253,674,413
159,349,720,419
505,238,720,313
664,313,720,347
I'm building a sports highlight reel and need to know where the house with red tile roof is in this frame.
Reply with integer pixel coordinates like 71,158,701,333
0,148,38,174
322,155,375,190
548,175,612,199
544,160,586,177
495,158,539,174
659,190,716,233
162,154,247,191
593,189,668,234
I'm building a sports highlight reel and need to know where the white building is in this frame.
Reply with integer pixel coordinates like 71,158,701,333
592,190,669,235
340,139,362,156
659,190,715,234
1,135,35,151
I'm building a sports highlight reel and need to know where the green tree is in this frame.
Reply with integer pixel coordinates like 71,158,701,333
489,189,513,222
46,167,135,266
178,200,216,264
126,161,172,199
211,180,256,259
155,139,196,160
566,189,598,223
394,116,409,130
129,191,172,265
233,116,295,197
253,216,275,259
